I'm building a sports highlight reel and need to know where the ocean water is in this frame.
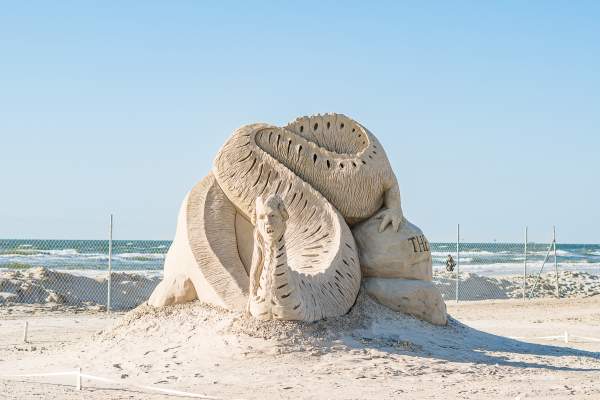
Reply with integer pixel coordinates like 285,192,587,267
0,239,599,277
0,240,169,273
430,242,600,276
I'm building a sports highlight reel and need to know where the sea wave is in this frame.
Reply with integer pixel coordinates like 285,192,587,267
433,261,600,276
115,253,166,260
527,249,579,257
0,251,108,260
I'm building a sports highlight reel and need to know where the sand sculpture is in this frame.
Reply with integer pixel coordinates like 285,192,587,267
148,113,447,325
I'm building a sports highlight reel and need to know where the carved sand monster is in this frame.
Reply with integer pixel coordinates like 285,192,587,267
148,113,445,324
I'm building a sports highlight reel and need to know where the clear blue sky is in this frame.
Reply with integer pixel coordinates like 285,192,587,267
1,1,598,243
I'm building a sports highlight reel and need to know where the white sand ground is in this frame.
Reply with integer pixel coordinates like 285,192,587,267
1,293,599,400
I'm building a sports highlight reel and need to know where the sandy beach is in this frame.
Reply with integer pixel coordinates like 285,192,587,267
3,0,600,398
1,292,599,400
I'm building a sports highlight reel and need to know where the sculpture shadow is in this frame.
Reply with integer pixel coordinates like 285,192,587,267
345,316,600,372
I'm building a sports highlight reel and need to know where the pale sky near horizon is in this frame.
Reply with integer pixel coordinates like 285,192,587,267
1,1,599,243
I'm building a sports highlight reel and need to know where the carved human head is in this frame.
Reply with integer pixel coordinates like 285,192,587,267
254,194,289,241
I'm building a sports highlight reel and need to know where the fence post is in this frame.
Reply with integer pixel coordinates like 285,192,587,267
455,224,460,303
107,214,113,312
554,226,559,298
76,367,82,390
23,321,29,343
523,226,528,300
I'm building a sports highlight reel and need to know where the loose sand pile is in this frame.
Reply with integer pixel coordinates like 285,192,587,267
97,290,438,355
95,284,597,373
433,270,600,300
0,267,160,309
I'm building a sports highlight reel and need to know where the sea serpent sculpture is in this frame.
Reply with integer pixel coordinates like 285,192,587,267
148,113,444,323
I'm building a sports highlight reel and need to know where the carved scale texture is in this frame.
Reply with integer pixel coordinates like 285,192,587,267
213,113,395,320
186,174,249,309
270,113,394,224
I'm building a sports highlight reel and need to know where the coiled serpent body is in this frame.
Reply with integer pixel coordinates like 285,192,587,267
149,113,401,321
211,114,397,320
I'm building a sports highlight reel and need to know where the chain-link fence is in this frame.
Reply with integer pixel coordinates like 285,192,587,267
1,228,599,310
432,233,600,301
432,241,546,301
0,239,165,310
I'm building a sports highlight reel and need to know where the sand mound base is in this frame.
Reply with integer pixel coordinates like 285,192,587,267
98,291,442,355
97,283,600,359
93,289,598,370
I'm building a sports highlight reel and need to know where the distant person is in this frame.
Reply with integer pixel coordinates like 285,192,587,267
445,254,456,272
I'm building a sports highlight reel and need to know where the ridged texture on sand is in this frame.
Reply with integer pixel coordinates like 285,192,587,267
186,174,249,310
213,113,396,320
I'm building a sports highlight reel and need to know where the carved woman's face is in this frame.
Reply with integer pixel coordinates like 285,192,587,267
256,204,286,240
255,195,288,241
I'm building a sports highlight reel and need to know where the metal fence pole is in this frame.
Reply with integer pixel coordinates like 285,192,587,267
523,226,528,301
107,214,113,312
456,223,460,303
554,226,559,298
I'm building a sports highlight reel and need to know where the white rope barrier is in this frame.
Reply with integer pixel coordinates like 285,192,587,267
0,369,224,399
572,336,600,343
2,371,77,378
80,373,221,398
508,331,600,344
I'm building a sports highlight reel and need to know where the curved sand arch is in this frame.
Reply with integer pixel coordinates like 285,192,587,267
218,114,397,224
